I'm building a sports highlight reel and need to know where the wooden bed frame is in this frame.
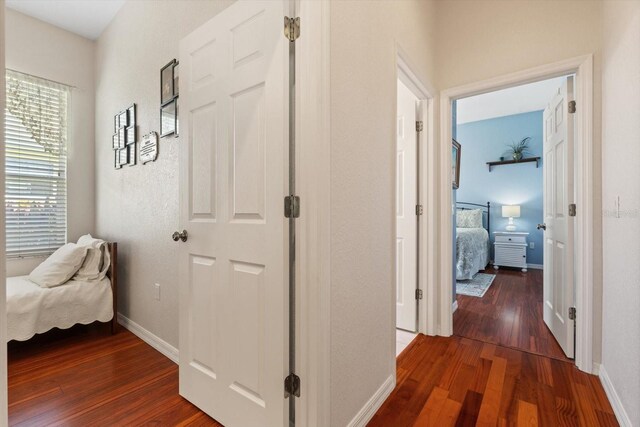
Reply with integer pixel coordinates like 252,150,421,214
106,242,118,334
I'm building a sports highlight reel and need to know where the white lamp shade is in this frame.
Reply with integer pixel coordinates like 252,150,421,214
502,205,521,218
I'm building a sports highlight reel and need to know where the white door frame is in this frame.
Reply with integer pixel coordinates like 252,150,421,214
295,0,331,425
395,50,437,337
436,55,595,373
0,3,7,425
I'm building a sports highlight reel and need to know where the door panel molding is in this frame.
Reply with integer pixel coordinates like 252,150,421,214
438,55,595,373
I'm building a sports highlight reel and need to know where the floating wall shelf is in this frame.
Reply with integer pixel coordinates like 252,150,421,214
486,157,541,172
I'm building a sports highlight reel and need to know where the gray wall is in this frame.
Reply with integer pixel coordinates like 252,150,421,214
95,0,234,348
329,1,438,424
601,0,640,424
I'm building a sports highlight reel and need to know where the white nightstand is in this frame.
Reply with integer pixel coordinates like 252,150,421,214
493,231,529,272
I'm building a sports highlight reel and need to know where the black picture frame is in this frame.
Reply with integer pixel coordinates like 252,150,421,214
173,62,179,98
161,100,177,138
452,139,461,189
127,144,136,166
127,104,136,125
119,110,128,129
161,59,177,105
126,126,136,145
118,127,126,148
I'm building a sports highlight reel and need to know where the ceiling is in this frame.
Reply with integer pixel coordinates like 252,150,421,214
456,76,569,125
6,0,126,40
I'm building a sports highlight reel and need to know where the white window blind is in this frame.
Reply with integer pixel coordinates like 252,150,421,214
5,70,69,258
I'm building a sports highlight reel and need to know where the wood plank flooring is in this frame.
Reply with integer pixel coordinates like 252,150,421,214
453,268,570,361
369,334,618,426
8,324,220,426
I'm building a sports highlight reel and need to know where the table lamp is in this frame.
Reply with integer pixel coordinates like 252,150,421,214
502,205,521,231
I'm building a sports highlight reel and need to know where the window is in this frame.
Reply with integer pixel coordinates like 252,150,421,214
5,70,70,257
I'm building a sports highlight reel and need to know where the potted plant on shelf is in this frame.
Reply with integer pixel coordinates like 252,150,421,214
506,137,531,162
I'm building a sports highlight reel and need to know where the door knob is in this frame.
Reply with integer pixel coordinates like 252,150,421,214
172,230,188,242
537,223,546,230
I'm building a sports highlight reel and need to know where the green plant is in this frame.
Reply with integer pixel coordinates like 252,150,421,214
506,137,531,161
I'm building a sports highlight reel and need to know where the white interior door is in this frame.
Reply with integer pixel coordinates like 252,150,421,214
542,76,575,358
396,79,419,332
178,2,287,426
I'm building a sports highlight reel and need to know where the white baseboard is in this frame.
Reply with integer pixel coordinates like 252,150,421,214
598,363,632,427
527,263,543,270
347,374,395,427
452,300,459,313
117,313,179,364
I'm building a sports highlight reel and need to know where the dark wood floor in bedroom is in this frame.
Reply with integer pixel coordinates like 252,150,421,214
453,268,570,361
8,324,221,426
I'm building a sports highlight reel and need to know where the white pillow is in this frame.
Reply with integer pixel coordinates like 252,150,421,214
29,243,88,288
457,209,483,228
75,234,110,282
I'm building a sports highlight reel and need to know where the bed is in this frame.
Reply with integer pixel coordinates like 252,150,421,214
6,242,118,342
456,202,490,280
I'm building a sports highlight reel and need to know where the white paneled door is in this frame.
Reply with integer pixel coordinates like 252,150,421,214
542,76,575,358
178,2,286,426
396,79,419,332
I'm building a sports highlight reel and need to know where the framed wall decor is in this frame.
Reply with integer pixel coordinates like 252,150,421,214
127,143,136,166
140,131,159,164
161,59,177,105
161,100,177,138
452,138,461,189
173,62,179,97
160,59,179,138
113,103,137,169
118,127,126,148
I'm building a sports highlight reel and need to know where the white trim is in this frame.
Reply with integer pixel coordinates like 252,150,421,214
598,364,632,427
452,300,459,314
346,375,395,427
527,263,544,270
297,0,331,425
436,55,595,373
117,313,179,364
395,46,437,337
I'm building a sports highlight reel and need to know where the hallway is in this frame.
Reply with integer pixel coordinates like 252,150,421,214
369,335,617,426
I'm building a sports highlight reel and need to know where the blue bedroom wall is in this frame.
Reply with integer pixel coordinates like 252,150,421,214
456,110,544,266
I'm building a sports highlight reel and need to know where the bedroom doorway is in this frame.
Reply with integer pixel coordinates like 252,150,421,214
451,75,577,362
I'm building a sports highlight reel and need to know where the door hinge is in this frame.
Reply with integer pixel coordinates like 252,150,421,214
416,121,424,132
416,204,423,216
415,289,423,300
569,203,576,217
284,195,300,218
284,373,300,398
569,306,576,320
568,100,576,114
284,17,300,41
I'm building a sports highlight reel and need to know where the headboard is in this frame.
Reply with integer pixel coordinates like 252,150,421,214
106,242,118,334
456,201,491,235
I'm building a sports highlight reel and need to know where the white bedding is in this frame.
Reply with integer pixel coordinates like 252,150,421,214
456,227,490,280
6,275,113,342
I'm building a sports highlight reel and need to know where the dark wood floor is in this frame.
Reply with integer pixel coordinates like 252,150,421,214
8,324,220,426
453,268,570,361
369,334,618,426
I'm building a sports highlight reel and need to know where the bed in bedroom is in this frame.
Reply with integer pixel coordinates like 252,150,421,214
6,239,118,342
456,202,490,280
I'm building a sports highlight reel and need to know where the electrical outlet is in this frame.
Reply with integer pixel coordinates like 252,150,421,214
154,283,161,301
529,242,535,249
